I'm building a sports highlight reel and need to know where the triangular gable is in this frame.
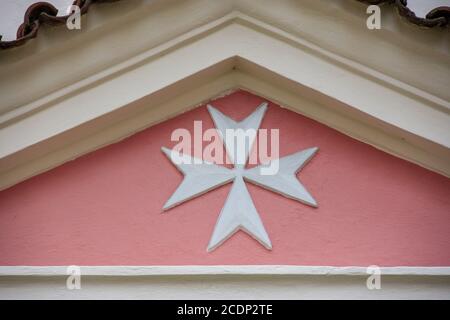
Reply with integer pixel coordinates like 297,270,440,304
0,90,448,266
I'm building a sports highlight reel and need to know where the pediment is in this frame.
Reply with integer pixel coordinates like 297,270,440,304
0,1,450,297
0,0,449,191
1,89,449,265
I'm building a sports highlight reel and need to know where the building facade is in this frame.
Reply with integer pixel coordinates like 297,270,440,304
0,0,449,299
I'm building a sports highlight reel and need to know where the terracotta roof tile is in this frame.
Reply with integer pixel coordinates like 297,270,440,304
0,0,120,49
0,0,448,50
358,0,450,28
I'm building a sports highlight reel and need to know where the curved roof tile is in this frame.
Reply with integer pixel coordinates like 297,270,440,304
0,0,449,50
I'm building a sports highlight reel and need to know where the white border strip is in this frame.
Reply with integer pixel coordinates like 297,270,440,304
1,266,449,277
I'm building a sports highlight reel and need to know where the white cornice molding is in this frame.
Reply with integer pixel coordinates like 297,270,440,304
1,265,450,276
1,0,448,111
0,1,449,190
2,265,449,299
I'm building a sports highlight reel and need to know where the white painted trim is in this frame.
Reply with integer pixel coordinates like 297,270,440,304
0,69,448,191
1,12,448,127
0,0,449,190
1,265,450,277
1,266,449,299
1,0,448,113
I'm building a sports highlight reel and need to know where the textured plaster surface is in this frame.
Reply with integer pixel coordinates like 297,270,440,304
0,90,449,266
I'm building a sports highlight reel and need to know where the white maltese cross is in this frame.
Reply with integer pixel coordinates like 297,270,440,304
162,102,318,251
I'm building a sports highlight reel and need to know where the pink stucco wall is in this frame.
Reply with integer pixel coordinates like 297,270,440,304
0,90,449,266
